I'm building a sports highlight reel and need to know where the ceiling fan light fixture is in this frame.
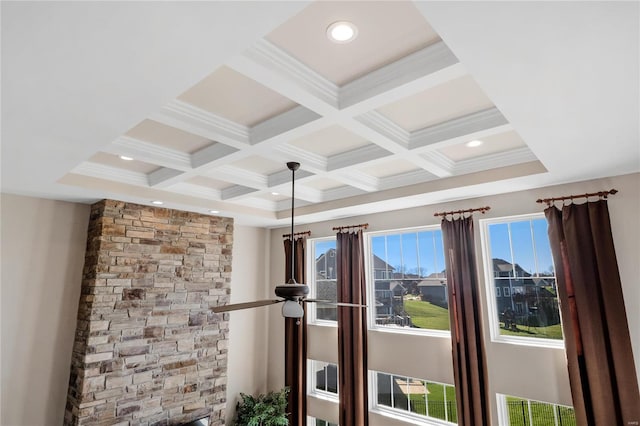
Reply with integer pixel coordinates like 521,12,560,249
327,21,358,43
282,300,304,318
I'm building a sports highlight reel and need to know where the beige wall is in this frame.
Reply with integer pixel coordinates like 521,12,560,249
268,172,640,425
0,196,273,425
225,225,272,425
1,194,90,425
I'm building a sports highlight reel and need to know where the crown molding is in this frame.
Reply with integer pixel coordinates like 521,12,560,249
221,185,259,200
105,136,193,171
328,144,392,172
242,39,340,109
147,167,184,187
272,143,328,173
165,182,222,201
152,100,249,148
409,107,509,150
330,169,380,192
378,169,437,191
191,143,239,169
355,111,410,149
72,162,149,187
452,147,539,175
250,105,321,145
340,41,459,109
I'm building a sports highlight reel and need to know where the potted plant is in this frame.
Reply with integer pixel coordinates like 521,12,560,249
233,387,290,426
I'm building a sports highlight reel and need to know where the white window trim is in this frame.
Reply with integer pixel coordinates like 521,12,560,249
308,360,339,400
479,213,565,349
369,371,456,426
365,225,451,337
307,236,338,326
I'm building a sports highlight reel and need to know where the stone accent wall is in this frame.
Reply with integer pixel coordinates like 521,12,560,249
65,200,233,425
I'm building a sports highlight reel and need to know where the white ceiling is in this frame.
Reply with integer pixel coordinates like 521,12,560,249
2,1,638,227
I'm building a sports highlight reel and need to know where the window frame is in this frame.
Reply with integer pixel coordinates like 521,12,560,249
364,225,451,337
307,236,338,326
369,370,457,426
479,213,565,349
496,393,576,426
308,359,339,400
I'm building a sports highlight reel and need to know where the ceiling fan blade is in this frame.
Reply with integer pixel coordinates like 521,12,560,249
211,299,283,313
304,299,368,308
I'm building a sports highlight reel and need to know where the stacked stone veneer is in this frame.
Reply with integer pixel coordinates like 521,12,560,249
65,200,233,425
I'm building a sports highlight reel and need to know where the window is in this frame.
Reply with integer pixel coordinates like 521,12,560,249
309,238,338,322
368,227,449,333
309,360,338,396
481,214,563,344
308,418,338,426
497,394,576,426
373,371,457,425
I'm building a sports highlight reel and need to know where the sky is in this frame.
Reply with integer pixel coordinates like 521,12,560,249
314,217,555,278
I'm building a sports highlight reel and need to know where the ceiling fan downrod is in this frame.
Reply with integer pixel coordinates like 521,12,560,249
287,161,300,285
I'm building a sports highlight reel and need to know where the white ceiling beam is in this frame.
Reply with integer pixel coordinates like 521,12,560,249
71,162,149,187
339,41,462,111
228,39,340,114
151,100,250,149
409,107,510,150
103,136,193,171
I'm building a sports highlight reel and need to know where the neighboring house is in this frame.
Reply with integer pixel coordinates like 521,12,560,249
492,258,559,327
418,276,448,308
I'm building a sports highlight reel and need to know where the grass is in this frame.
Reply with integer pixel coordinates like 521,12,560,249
499,323,564,340
406,382,457,423
404,299,450,331
505,397,576,426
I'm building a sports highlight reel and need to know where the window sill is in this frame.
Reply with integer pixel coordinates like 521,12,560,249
491,333,566,350
371,406,455,426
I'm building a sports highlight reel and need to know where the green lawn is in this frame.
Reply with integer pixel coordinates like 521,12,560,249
404,299,450,331
506,397,576,426
406,382,457,423
499,323,564,340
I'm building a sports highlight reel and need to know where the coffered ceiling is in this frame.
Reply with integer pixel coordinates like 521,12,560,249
2,2,638,227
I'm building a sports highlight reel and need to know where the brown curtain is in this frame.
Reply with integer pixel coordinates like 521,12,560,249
545,200,640,425
283,237,307,426
336,230,369,426
441,216,490,426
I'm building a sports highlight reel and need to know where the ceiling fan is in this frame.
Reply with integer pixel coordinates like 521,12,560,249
211,162,365,318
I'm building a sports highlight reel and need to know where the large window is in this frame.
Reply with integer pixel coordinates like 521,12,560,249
309,360,338,397
374,371,457,425
308,418,338,426
309,238,338,322
481,214,563,344
497,394,576,426
368,227,449,333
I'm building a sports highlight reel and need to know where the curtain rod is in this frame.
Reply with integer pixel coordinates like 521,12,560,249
433,206,491,218
282,230,311,239
332,223,369,231
536,189,618,205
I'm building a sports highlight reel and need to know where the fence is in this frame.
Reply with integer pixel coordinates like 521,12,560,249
408,400,457,423
507,400,576,426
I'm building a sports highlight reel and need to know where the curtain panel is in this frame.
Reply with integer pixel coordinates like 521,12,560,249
441,216,490,426
283,237,307,426
336,230,369,426
545,200,640,425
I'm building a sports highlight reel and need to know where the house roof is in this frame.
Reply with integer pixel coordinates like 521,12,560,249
2,2,637,226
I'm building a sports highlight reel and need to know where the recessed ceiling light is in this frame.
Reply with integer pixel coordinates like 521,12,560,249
119,155,134,161
151,200,164,205
271,192,280,196
466,140,484,148
209,210,219,214
327,21,358,43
